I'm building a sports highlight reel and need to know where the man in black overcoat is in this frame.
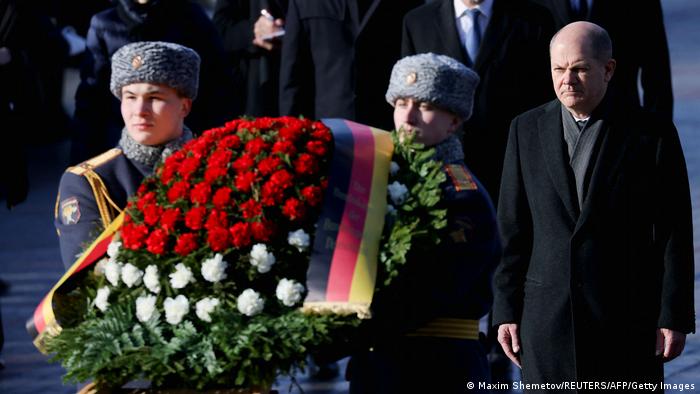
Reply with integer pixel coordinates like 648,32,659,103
493,22,694,392
278,0,422,130
401,0,555,200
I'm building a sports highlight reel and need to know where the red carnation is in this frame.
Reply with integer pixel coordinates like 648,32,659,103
282,197,306,221
185,206,208,230
207,148,233,168
137,182,150,196
245,137,268,156
146,228,169,255
301,185,323,207
122,223,149,250
240,198,262,219
279,124,303,141
257,156,283,176
253,117,275,130
229,222,252,248
190,182,212,205
136,191,156,212
167,181,190,203
212,187,233,209
204,166,228,183
311,123,332,142
306,140,328,157
205,209,229,230
251,220,275,242
271,140,297,156
224,119,241,132
294,153,319,176
218,134,241,149
174,233,198,256
178,155,201,181
233,153,255,173
160,155,182,185
142,203,163,226
160,208,181,234
207,226,230,252
270,169,294,189
235,171,257,193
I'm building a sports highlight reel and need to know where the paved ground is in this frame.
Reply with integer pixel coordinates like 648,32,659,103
1,1,699,393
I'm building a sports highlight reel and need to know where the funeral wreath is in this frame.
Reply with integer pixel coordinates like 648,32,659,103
45,117,447,391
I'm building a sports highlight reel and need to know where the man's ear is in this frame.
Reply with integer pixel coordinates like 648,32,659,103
604,58,616,83
181,98,192,117
447,114,463,134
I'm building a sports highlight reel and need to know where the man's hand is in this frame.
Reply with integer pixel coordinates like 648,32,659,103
252,15,284,51
497,323,522,368
656,328,686,362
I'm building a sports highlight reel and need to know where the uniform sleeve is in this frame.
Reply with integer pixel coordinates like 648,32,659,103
492,118,534,327
655,123,695,333
55,172,103,269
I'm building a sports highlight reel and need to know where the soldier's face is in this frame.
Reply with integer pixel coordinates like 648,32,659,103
393,97,461,147
121,83,191,146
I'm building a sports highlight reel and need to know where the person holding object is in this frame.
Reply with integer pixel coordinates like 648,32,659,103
348,53,501,393
55,41,198,268
493,21,694,391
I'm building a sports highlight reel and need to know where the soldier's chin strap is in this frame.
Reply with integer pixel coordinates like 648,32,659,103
81,166,122,229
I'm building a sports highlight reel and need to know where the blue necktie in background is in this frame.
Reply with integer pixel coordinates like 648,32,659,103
466,8,482,66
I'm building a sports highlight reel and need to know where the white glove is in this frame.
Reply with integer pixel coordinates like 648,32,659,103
61,26,86,56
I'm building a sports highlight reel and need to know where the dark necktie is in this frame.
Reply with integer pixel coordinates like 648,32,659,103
466,9,482,65
576,120,588,131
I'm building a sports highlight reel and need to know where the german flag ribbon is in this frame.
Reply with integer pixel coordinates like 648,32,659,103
27,213,124,353
302,119,393,318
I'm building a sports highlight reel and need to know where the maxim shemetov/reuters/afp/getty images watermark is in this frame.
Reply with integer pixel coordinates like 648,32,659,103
467,381,696,391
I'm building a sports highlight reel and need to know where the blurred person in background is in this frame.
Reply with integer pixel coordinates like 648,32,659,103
214,0,288,117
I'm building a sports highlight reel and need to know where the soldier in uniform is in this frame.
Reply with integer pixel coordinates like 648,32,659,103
55,41,199,268
347,53,501,393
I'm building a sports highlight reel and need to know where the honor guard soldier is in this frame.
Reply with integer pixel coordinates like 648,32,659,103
55,41,199,268
347,53,501,393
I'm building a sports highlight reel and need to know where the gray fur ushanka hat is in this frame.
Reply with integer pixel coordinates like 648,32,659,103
385,53,480,120
110,41,201,99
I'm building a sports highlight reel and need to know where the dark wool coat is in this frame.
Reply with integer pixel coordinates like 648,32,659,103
401,0,555,200
492,98,695,391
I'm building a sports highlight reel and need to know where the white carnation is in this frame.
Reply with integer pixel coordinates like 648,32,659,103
136,294,158,322
94,257,108,276
195,297,220,322
287,229,310,252
121,263,143,288
164,295,189,325
390,161,400,176
143,265,161,294
169,263,194,289
237,289,264,316
104,259,122,286
275,278,305,307
201,254,228,283
249,244,276,273
93,286,110,312
387,181,409,205
107,240,122,258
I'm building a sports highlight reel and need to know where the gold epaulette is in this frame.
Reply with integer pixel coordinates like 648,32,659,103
67,148,123,176
65,148,124,229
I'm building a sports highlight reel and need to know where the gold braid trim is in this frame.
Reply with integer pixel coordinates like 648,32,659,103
301,302,372,319
67,148,123,229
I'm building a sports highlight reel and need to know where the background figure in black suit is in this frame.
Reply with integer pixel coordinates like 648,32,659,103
279,0,423,130
494,22,694,390
402,0,555,201
532,0,673,121
214,0,288,117
70,0,240,164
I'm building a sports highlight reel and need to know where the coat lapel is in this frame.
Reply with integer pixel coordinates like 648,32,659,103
573,115,630,235
538,101,579,223
435,0,468,64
